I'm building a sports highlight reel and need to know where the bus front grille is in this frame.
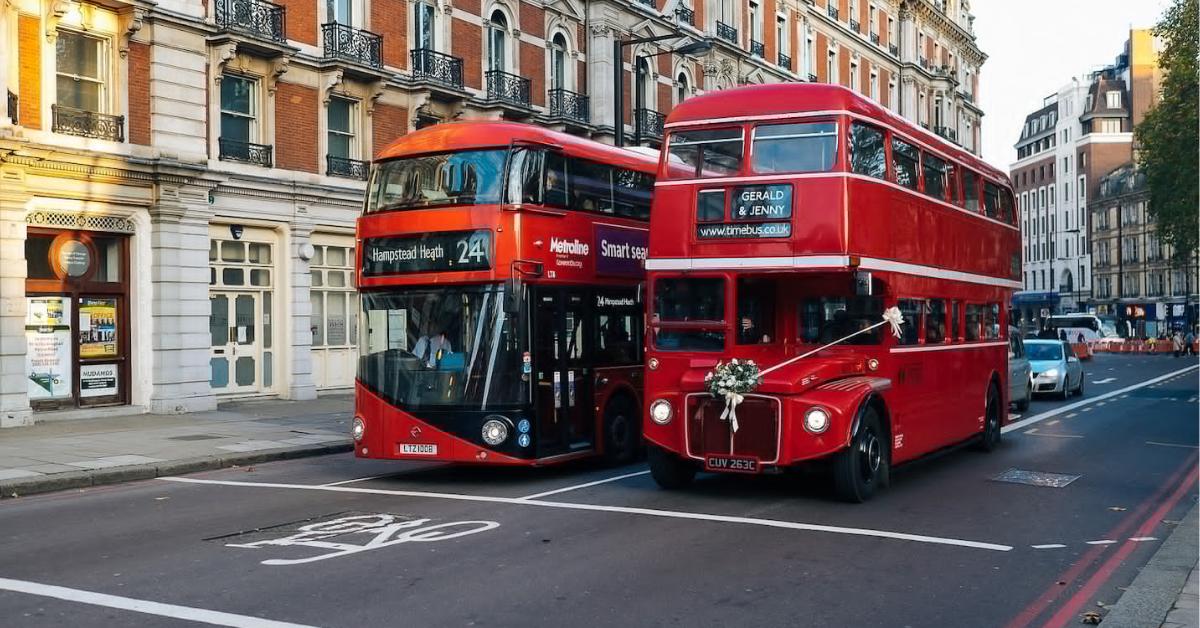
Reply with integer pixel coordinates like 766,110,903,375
686,395,779,463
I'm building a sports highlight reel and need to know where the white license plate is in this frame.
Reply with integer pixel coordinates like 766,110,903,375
400,443,438,455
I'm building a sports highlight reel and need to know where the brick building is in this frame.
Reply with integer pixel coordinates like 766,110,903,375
0,0,986,426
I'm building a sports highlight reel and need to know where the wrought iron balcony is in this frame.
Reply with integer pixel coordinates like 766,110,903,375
548,88,590,124
6,90,16,125
411,48,464,90
219,138,273,167
888,43,899,56
486,70,531,107
51,105,124,141
934,126,958,143
676,5,695,26
827,5,839,19
870,32,880,45
919,56,933,70
959,89,974,103
849,19,860,32
327,154,369,180
778,52,791,69
321,23,382,69
750,39,764,57
807,73,818,82
716,21,737,44
215,0,286,44
635,108,665,141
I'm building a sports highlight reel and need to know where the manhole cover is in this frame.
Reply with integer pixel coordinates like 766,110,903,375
168,434,225,441
991,468,1081,488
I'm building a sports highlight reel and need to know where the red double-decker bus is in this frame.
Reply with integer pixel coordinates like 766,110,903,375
354,121,658,466
642,84,1021,501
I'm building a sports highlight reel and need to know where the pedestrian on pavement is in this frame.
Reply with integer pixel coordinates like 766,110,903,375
1172,331,1184,357
1186,330,1196,356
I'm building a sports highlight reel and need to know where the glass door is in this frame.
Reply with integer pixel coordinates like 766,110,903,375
532,287,594,456
210,292,262,394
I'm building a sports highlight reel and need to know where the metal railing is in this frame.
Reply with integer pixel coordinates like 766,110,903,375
411,48,464,90
219,138,273,167
888,43,899,56
548,88,589,124
321,23,382,68
827,5,839,19
750,39,764,57
959,89,974,103
51,105,124,141
6,90,16,125
327,154,369,180
635,108,665,141
215,0,286,44
870,32,880,45
676,5,695,26
849,18,860,32
716,21,737,44
486,69,531,107
934,126,958,142
778,52,791,69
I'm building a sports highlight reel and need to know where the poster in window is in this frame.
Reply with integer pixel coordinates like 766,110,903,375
79,298,118,358
80,363,119,398
25,296,72,400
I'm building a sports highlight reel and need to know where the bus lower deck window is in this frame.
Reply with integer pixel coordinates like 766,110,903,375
800,296,883,345
896,299,922,345
736,278,776,344
925,299,946,343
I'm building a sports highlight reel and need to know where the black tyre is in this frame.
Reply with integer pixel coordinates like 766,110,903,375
647,444,696,490
832,406,889,503
975,384,1002,452
1016,378,1032,411
1058,380,1071,401
1075,374,1085,397
601,395,639,465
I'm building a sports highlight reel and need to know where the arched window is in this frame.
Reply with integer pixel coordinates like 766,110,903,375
635,56,654,110
676,72,690,104
415,0,436,50
550,33,568,90
487,10,508,72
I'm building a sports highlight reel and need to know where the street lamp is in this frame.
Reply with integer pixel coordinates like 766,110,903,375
613,35,712,147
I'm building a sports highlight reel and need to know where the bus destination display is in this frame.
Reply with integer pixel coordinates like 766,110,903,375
362,230,492,275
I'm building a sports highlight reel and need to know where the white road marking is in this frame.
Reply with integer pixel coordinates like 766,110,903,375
1092,378,1117,384
1129,537,1158,542
1003,364,1198,434
517,470,651,500
1096,401,1108,407
1146,441,1199,449
1048,420,1061,425
158,477,1013,552
1086,540,1117,545
1009,414,1023,420
1024,431,1084,439
1031,544,1067,549
1189,396,1198,403
1064,413,1079,419
1082,407,1093,412
321,474,392,487
0,577,317,628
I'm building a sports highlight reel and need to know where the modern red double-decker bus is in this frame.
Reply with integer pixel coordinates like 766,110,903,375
642,84,1021,501
354,121,658,466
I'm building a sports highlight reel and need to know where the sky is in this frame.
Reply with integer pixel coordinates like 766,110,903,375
972,0,1171,168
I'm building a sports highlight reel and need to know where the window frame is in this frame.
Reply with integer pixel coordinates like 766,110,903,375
749,119,839,175
55,28,111,114
219,74,260,144
326,95,359,161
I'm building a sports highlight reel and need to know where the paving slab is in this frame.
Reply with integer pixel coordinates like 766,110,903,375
1099,503,1199,628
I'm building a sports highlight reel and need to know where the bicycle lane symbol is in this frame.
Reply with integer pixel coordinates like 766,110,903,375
226,514,500,566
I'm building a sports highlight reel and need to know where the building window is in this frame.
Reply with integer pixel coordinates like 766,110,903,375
869,70,879,101
327,0,351,24
487,11,508,72
805,32,815,78
749,1,763,46
676,72,690,104
310,245,357,350
776,15,787,55
416,1,437,50
827,48,836,84
888,79,897,111
56,29,109,113
550,33,568,90
1106,90,1121,109
1100,119,1122,133
327,96,358,160
220,75,258,145
849,60,859,91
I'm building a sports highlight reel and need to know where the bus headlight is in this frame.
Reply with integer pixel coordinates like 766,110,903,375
482,419,509,446
352,417,365,442
648,358,660,370
804,407,831,434
650,399,673,425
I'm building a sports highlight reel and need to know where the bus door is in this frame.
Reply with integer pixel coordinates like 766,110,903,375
533,287,594,455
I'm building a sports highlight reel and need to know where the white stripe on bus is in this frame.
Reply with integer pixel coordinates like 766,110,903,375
645,255,1021,289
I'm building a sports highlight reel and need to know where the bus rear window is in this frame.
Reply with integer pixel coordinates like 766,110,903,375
667,128,743,179
751,122,838,174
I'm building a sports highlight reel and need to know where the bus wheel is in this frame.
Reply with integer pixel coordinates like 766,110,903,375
832,407,889,503
975,384,1002,452
601,396,639,465
648,445,696,490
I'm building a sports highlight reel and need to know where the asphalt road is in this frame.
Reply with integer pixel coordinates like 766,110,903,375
1,354,1196,628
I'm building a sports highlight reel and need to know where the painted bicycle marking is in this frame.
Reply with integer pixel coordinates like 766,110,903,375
226,514,500,565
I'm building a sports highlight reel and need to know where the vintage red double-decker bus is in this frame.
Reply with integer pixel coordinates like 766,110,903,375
642,84,1021,501
353,121,657,466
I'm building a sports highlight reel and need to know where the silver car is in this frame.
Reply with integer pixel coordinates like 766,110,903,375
1008,329,1032,411
1026,339,1085,400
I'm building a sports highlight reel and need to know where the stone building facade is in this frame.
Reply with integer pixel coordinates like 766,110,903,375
0,0,986,426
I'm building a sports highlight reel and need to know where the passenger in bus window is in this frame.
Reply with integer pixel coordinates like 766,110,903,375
737,278,775,344
414,328,453,368
925,300,946,343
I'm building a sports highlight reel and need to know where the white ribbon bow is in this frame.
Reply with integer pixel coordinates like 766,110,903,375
882,306,905,339
719,391,744,433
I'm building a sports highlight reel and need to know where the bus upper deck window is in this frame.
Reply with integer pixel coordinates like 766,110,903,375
983,182,1001,219
961,169,981,212
752,122,837,174
666,128,744,179
891,138,919,190
849,123,887,179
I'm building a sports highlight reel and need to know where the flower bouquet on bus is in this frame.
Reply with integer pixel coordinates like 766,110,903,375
705,307,906,433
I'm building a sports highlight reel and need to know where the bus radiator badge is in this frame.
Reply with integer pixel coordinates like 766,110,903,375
410,426,422,438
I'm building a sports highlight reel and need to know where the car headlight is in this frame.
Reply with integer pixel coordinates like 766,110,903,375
1042,368,1060,378
352,417,365,442
650,399,673,425
804,407,831,434
482,419,509,446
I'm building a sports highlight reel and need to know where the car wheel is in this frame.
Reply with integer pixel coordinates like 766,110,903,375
1059,379,1071,401
975,384,1002,452
1016,378,1032,411
647,444,696,490
832,406,889,502
1075,374,1085,397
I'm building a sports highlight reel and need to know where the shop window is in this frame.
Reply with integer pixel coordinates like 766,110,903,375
248,243,271,264
221,241,245,262
25,234,56,280
223,268,245,285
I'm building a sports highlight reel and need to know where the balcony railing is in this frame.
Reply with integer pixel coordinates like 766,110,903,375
6,90,16,125
411,48,464,90
548,88,590,124
919,56,933,70
215,0,286,44
219,138,273,167
321,23,382,69
849,18,860,32
486,69,531,107
51,105,124,141
778,52,791,69
676,5,695,26
635,108,665,141
888,43,899,56
327,154,369,180
827,5,839,19
959,89,974,104
750,39,764,57
870,32,880,45
716,21,737,44
934,126,958,143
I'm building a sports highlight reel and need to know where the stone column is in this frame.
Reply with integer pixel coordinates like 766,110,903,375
148,183,217,414
588,23,619,140
284,217,316,401
0,166,31,427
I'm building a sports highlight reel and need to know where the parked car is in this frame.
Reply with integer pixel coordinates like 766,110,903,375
1008,327,1032,411
1025,339,1084,400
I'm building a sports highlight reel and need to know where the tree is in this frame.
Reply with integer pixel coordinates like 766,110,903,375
1134,0,1198,261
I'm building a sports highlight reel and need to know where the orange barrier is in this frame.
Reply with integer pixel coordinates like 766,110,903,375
1070,343,1093,360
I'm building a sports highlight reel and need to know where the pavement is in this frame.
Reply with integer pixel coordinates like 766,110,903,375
0,354,1195,627
0,395,353,499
